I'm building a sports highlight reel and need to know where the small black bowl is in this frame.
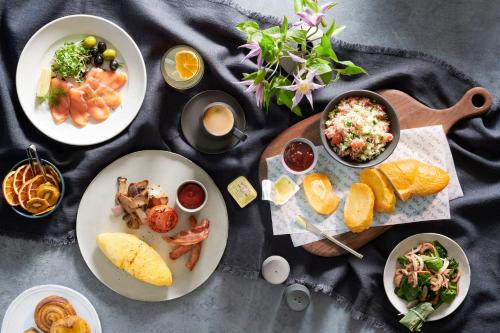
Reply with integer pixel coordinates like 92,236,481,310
320,90,400,168
9,158,65,219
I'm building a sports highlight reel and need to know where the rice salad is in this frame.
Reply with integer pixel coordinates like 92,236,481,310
324,96,393,161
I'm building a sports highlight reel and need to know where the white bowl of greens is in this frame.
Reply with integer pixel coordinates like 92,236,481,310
383,233,470,324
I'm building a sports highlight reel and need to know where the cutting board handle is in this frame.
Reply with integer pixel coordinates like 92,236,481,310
379,87,492,133
446,87,492,125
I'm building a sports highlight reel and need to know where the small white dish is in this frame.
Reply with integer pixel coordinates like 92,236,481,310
383,233,471,321
1,284,101,333
280,138,318,175
261,175,300,206
175,179,208,213
16,15,146,146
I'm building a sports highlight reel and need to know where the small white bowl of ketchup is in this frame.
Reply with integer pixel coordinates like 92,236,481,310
176,180,208,213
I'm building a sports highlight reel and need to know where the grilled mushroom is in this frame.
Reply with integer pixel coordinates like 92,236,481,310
123,213,140,229
116,177,128,204
128,180,148,197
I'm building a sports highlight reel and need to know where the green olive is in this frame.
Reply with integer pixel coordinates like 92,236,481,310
83,36,97,49
102,49,117,61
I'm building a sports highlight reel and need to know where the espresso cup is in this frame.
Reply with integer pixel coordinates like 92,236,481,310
201,102,247,141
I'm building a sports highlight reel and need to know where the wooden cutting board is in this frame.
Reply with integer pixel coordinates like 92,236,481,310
259,87,492,257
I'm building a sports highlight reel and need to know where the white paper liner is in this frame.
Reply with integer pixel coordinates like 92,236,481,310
265,125,463,247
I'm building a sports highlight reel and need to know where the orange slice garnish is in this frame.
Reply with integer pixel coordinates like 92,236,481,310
29,175,58,201
175,50,199,80
25,197,50,214
22,163,42,184
13,164,28,195
45,165,61,183
2,170,20,206
18,175,43,210
28,175,49,201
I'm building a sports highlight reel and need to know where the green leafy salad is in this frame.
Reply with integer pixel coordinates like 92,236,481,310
395,240,461,331
51,41,90,81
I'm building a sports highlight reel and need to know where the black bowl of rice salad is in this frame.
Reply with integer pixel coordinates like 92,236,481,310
320,90,400,168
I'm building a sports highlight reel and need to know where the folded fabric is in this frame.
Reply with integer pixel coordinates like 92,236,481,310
1,1,498,332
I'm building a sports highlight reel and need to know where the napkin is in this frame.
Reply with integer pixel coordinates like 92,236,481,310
265,125,463,247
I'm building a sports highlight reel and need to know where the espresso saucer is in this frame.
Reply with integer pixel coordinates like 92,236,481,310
181,90,246,154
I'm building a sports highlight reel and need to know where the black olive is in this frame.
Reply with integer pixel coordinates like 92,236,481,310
109,59,119,71
97,41,106,53
93,54,104,67
89,47,99,57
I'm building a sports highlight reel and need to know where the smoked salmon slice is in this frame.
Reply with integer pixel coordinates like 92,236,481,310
86,77,121,108
49,78,72,124
86,67,127,90
78,84,110,122
69,88,90,127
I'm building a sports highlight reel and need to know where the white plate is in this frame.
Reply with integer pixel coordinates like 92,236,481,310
76,150,229,301
1,284,101,333
16,15,146,146
383,233,471,321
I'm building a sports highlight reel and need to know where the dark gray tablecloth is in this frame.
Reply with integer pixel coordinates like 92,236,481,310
1,1,498,332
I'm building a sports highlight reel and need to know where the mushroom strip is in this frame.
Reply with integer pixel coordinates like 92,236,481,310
394,269,409,287
438,258,449,275
430,274,444,291
451,266,461,283
419,242,436,255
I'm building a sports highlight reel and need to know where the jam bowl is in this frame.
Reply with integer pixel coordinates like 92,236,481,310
175,180,208,213
280,138,318,175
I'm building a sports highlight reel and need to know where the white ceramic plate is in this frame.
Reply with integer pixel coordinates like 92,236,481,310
76,150,229,301
16,15,146,145
1,284,101,333
383,233,471,321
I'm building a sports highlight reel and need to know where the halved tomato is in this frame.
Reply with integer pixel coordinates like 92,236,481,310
147,205,178,233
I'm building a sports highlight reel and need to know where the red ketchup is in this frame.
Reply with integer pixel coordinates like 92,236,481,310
283,141,314,172
178,182,206,209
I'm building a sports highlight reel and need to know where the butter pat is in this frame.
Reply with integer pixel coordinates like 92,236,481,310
227,176,258,208
262,175,299,205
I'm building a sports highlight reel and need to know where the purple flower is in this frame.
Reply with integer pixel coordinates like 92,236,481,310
238,42,263,68
278,70,323,108
238,80,264,108
286,51,306,63
295,2,334,28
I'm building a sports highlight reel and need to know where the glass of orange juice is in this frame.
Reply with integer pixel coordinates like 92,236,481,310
161,45,204,90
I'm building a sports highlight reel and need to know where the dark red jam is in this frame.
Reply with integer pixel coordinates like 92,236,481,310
283,141,314,172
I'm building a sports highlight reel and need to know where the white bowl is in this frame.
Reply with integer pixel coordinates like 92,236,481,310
280,138,318,175
383,233,471,321
175,180,208,213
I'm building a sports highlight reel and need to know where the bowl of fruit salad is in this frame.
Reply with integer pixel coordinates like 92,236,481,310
320,90,400,168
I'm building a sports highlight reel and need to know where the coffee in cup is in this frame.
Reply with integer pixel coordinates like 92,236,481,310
202,103,235,136
202,103,247,141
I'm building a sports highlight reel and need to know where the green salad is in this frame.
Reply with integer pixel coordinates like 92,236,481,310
395,240,461,332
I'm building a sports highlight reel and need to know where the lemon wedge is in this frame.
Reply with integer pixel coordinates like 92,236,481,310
36,67,52,99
